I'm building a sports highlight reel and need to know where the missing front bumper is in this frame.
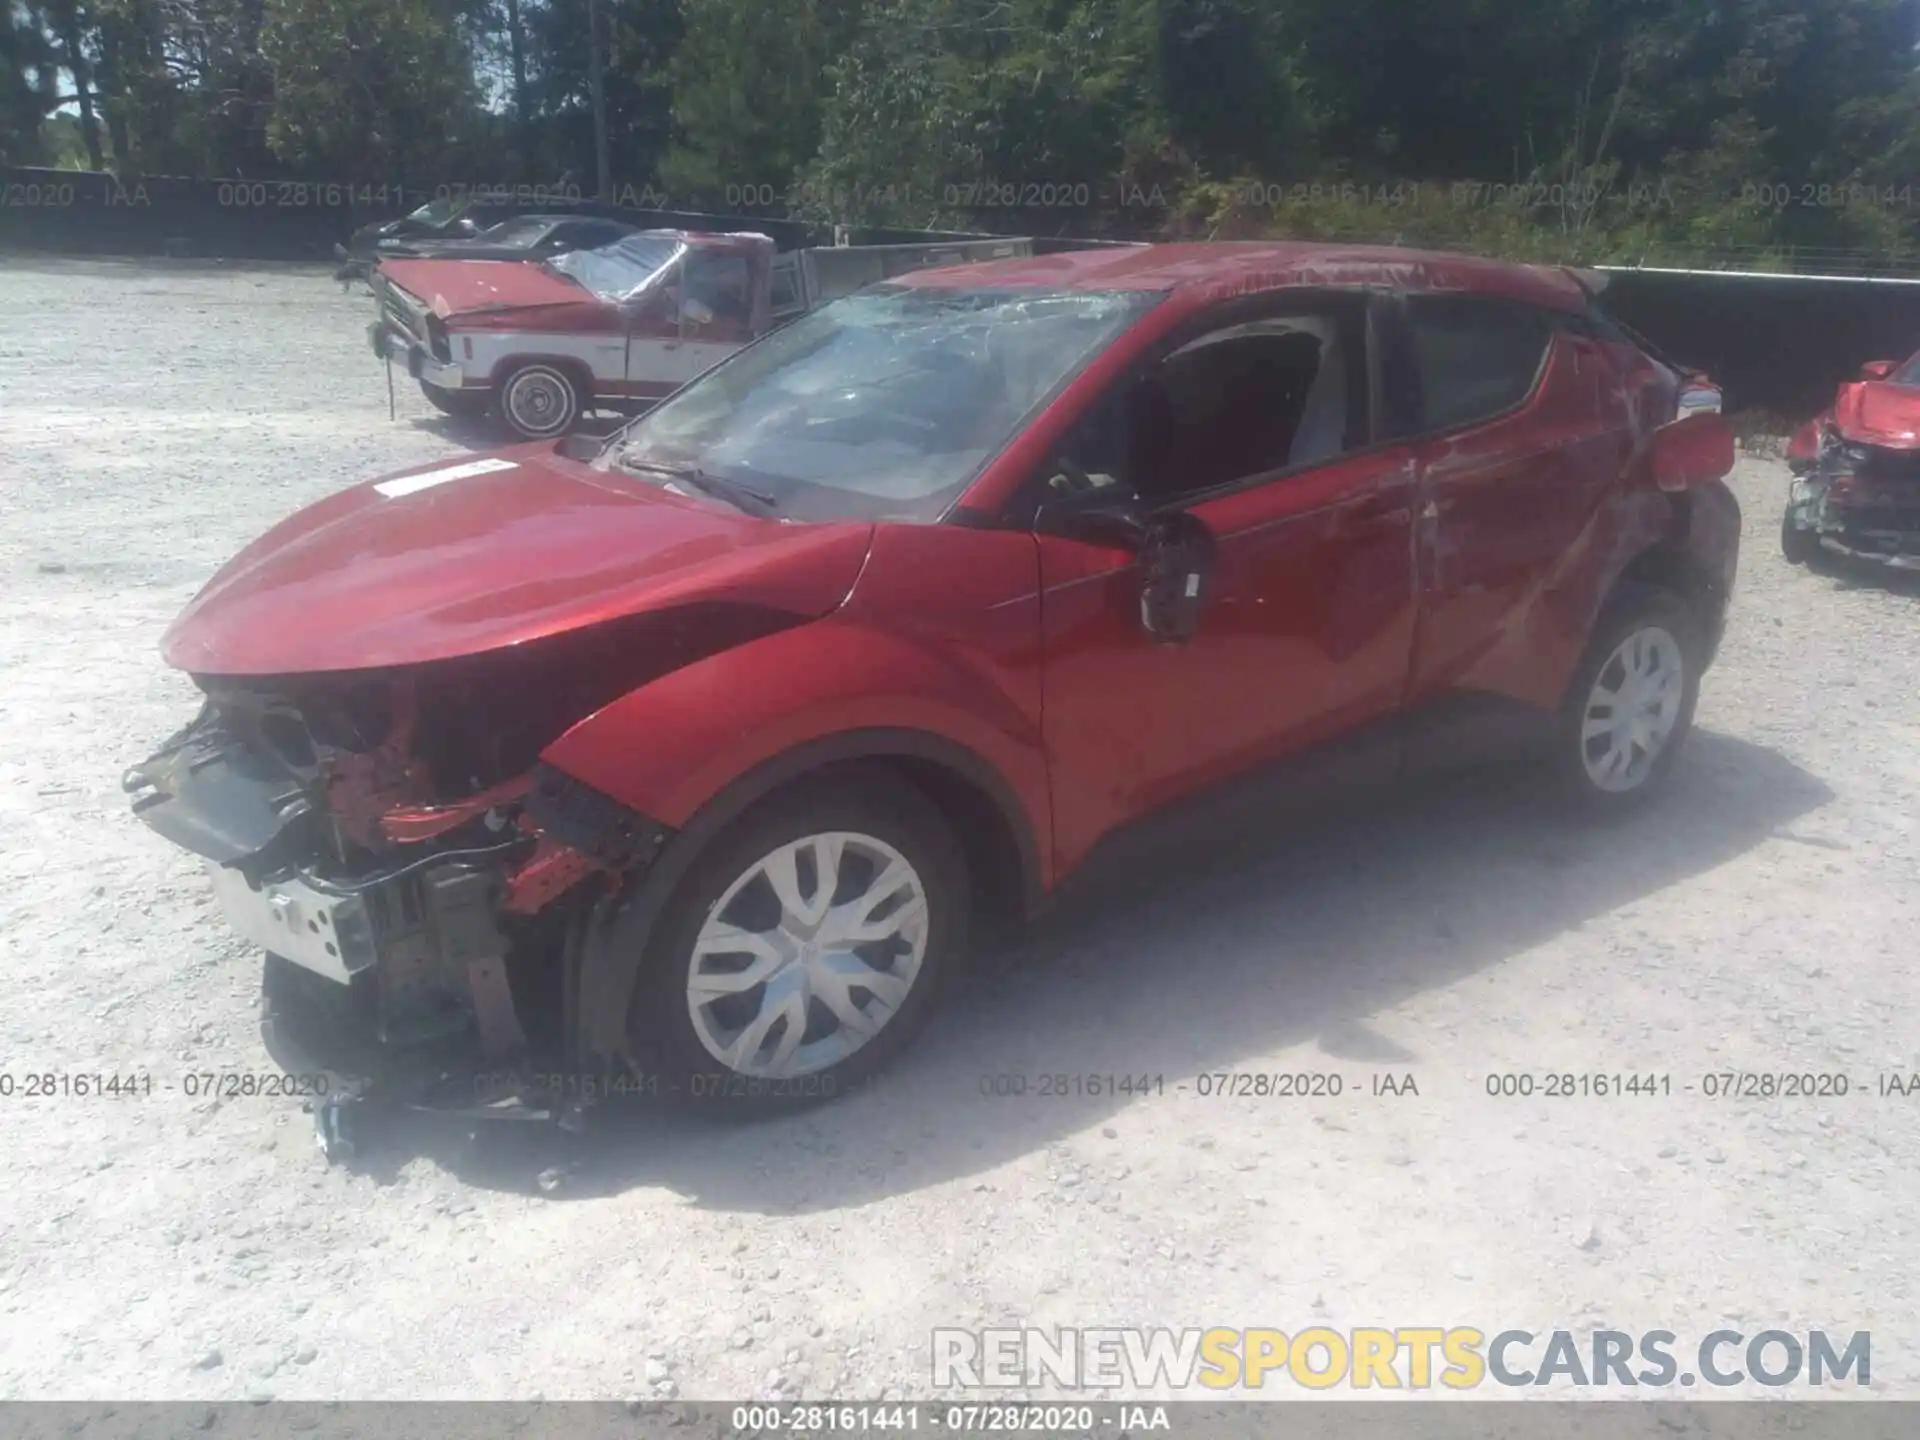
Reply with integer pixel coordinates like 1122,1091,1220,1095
368,321,465,389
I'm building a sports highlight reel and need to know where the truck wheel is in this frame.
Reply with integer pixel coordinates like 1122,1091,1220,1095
1552,584,1701,816
418,379,490,419
496,363,582,439
1780,509,1822,567
630,771,969,1115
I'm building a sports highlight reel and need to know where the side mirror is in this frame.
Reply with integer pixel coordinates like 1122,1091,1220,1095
1648,411,1735,493
1137,511,1218,645
1859,360,1898,381
1034,495,1218,645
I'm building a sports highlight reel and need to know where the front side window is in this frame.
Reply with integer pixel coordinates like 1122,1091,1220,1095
1052,299,1368,507
597,285,1159,522
1402,294,1559,434
681,251,755,335
1891,352,1920,386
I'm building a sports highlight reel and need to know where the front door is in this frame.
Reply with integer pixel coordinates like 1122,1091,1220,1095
623,250,754,405
1034,291,1421,874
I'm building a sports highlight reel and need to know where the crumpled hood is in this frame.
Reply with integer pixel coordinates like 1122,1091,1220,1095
1831,380,1920,449
162,444,875,675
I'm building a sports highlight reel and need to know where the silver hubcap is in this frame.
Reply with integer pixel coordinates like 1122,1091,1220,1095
506,370,572,433
686,832,929,1078
1581,625,1685,793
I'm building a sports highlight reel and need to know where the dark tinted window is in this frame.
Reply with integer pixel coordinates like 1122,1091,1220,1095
570,221,631,247
1405,295,1558,433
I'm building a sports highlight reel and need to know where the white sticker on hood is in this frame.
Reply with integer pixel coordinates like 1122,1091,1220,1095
374,457,519,498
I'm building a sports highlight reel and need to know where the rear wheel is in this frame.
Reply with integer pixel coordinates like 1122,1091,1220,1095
1553,585,1701,815
630,772,968,1114
418,379,490,419
496,362,583,439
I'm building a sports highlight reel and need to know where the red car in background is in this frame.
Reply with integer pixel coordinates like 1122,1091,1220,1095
128,242,1738,1151
1784,353,1920,569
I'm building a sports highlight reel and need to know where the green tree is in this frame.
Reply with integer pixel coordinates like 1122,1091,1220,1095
261,0,483,182
657,0,858,207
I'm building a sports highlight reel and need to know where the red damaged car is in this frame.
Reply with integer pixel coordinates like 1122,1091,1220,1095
127,242,1738,1149
1784,354,1920,569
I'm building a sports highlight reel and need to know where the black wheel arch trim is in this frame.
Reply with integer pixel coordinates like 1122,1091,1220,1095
565,726,1045,1068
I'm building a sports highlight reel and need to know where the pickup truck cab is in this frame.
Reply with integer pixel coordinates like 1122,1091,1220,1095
371,229,1035,439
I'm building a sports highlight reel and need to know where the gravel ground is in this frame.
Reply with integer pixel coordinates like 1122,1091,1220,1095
2,254,1919,1403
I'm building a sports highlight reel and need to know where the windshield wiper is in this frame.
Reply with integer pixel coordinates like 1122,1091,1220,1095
619,457,779,513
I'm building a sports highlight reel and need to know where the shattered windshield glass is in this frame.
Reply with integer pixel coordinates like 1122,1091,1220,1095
598,285,1159,521
549,234,685,301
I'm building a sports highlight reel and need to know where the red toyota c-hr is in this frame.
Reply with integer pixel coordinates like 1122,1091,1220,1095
127,242,1738,1142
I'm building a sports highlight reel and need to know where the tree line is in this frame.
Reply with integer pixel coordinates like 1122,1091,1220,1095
6,0,1920,267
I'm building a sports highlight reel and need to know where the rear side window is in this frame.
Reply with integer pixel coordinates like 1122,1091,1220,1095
1404,294,1558,433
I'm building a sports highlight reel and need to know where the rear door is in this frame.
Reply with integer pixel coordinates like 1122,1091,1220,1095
1393,292,1635,726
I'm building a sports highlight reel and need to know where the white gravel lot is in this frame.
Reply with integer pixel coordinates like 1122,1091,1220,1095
2,254,1919,1404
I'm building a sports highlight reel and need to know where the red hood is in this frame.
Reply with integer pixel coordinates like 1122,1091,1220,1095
162,443,874,675
378,258,595,318
1830,380,1920,449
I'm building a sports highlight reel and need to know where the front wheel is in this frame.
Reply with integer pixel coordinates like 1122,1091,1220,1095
496,362,583,439
1780,509,1823,567
1553,586,1702,815
630,771,969,1114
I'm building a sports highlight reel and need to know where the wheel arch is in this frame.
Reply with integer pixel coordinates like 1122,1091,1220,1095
1603,488,1736,666
567,726,1045,1068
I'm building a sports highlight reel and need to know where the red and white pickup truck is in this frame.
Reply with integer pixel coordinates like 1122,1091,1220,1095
370,229,1036,438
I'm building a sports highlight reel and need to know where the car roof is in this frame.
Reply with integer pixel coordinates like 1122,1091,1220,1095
892,241,1592,313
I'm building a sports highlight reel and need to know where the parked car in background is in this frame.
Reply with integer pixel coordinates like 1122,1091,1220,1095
128,242,1738,1152
335,194,519,281
369,229,1036,439
1784,354,1920,570
368,213,639,265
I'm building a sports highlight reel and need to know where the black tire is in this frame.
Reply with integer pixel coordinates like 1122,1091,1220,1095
628,769,969,1115
418,379,491,419
1780,509,1822,567
1551,584,1703,816
495,362,583,440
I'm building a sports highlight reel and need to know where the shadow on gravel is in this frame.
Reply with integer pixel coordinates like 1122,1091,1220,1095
1818,553,1920,597
408,411,629,453
371,730,1832,1204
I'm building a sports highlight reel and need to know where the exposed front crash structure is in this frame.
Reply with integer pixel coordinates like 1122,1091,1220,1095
1784,358,1920,570
123,655,683,1153
1785,430,1920,570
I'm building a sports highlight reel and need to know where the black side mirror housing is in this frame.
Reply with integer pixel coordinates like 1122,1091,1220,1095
1034,495,1217,646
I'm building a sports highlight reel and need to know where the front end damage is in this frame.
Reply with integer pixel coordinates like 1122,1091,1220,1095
124,654,673,1156
1786,428,1920,569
